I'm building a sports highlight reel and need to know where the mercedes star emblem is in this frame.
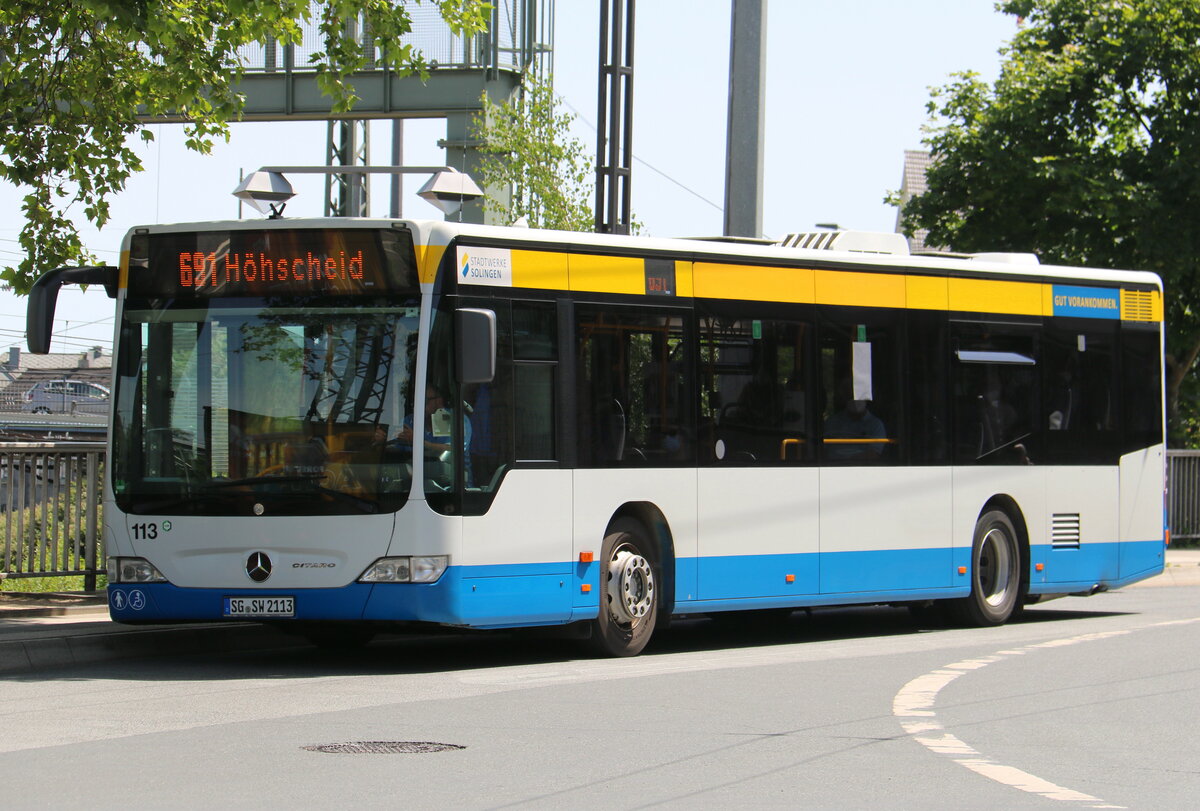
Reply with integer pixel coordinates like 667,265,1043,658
246,551,272,583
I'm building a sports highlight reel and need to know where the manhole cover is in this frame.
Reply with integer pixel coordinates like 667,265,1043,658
302,741,465,754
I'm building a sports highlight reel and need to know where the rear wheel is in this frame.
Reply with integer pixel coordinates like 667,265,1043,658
589,519,658,657
953,509,1021,626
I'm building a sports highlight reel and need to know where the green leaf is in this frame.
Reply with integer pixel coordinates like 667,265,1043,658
903,0,1200,443
0,0,488,293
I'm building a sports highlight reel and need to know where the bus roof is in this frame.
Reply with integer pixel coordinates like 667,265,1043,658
122,217,1163,290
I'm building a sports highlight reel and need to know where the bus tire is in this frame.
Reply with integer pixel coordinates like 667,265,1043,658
954,509,1021,626
589,518,659,657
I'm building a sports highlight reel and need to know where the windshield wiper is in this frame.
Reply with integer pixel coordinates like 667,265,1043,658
126,474,380,515
206,474,379,514
205,474,327,489
311,485,378,514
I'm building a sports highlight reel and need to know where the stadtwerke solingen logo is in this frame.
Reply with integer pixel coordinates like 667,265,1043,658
456,246,512,287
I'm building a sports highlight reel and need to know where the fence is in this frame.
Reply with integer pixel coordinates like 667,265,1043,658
238,0,550,76
1168,450,1200,542
0,443,105,591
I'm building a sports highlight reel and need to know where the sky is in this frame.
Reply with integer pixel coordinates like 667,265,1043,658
0,0,1019,356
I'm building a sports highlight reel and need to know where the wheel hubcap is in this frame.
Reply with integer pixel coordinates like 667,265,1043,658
978,527,1012,607
606,545,654,626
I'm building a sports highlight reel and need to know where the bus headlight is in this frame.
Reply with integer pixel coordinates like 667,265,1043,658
411,556,449,583
358,556,448,584
106,557,167,583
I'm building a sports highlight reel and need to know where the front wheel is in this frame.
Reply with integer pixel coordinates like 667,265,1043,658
953,509,1022,626
589,519,659,657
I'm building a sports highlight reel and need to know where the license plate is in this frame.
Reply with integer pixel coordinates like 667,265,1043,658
223,596,294,618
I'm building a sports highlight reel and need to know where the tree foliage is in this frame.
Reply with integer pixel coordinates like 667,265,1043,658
900,0,1200,443
471,76,595,231
0,0,488,293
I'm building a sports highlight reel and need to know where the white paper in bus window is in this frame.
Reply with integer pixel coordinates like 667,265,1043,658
431,408,453,436
852,342,873,401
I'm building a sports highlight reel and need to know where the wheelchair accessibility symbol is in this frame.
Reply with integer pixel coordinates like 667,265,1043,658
110,589,146,611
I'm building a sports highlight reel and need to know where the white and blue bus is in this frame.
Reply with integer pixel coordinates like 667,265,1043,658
28,220,1166,655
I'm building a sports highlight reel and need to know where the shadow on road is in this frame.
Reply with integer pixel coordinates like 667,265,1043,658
13,598,1133,683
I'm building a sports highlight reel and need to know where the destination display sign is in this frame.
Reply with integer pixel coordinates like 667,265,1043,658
1051,284,1121,320
131,228,416,298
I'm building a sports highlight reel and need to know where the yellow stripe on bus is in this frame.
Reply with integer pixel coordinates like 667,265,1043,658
906,274,948,310
568,254,645,295
674,260,694,298
693,262,815,303
417,244,448,285
429,245,1160,323
815,269,906,308
948,277,1043,316
513,250,568,290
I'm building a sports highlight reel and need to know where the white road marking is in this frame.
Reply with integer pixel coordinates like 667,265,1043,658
894,618,1200,808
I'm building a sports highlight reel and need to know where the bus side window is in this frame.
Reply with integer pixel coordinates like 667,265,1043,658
461,299,559,512
908,312,950,464
698,310,813,465
818,314,900,465
1121,326,1163,455
1043,323,1118,464
952,323,1039,465
575,305,693,467
512,301,557,462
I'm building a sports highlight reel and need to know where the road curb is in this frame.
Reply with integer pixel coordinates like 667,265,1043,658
0,606,110,619
0,623,309,675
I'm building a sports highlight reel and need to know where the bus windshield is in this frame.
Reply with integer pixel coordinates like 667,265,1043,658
111,226,422,517
113,298,420,516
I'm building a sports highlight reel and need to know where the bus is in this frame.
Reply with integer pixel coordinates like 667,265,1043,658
27,219,1166,655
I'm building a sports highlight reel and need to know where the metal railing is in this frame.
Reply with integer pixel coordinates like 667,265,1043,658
1169,450,1200,542
0,443,105,591
239,0,551,76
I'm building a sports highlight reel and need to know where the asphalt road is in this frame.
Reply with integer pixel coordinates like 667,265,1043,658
2,584,1198,809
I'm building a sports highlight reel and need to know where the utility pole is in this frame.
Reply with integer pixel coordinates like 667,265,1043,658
724,0,767,238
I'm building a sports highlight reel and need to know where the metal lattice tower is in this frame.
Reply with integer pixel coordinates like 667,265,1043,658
305,321,397,426
326,120,371,218
595,0,634,235
138,2,555,224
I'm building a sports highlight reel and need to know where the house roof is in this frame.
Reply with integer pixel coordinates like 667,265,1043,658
1,347,111,373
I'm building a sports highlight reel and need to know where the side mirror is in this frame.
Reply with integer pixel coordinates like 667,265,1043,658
456,308,496,384
26,266,118,354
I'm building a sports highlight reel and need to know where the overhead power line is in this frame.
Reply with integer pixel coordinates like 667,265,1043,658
557,96,724,215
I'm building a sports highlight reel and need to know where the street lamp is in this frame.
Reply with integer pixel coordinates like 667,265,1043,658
233,166,484,219
415,170,485,217
232,171,295,218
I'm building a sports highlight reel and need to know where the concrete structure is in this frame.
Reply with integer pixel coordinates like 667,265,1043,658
0,347,111,439
724,0,767,239
148,2,554,223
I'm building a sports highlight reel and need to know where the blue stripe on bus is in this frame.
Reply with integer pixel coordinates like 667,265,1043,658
107,582,377,623
109,540,1163,626
1028,539,1164,593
